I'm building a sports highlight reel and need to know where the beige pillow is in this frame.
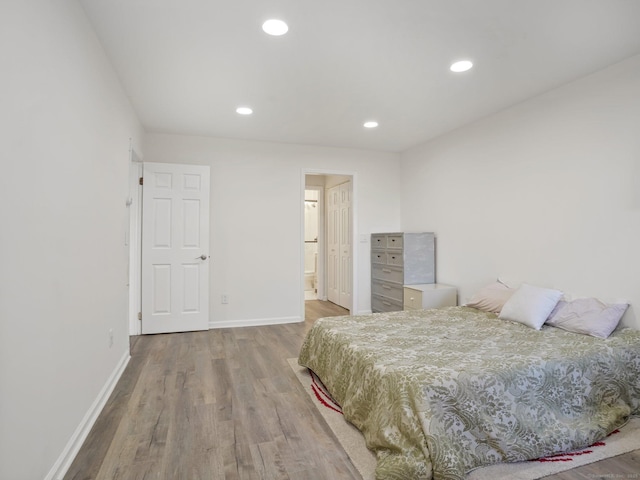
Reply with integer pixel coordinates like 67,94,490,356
465,281,514,314
546,297,628,338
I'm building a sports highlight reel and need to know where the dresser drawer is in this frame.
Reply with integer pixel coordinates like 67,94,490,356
403,284,458,311
371,251,387,265
386,251,403,266
371,234,386,250
403,288,423,310
372,294,403,313
371,264,404,284
372,280,403,302
386,234,403,250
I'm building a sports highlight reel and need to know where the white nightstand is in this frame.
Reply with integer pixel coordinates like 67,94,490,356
403,284,457,310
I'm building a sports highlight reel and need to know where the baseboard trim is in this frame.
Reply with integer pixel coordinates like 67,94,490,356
46,350,131,480
209,316,302,329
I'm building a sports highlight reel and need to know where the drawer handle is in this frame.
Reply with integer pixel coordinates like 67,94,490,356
382,285,391,290
382,268,391,273
390,256,396,259
382,301,391,306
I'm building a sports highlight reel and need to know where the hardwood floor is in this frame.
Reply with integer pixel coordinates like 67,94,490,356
65,301,639,480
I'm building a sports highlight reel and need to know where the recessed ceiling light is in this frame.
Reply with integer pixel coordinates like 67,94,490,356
236,107,253,115
262,19,288,36
450,60,473,73
363,121,379,128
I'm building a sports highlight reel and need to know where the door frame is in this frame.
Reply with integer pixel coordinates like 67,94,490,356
300,169,358,318
127,146,143,336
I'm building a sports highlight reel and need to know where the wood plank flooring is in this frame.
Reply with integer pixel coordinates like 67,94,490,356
65,301,639,480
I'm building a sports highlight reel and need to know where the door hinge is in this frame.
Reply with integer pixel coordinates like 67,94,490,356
138,312,142,321
139,177,143,185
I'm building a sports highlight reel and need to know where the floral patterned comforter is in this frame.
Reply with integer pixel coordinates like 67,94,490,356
298,306,640,480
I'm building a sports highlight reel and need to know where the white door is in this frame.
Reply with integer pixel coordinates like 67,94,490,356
327,185,340,304
338,182,352,310
141,163,210,334
326,182,352,310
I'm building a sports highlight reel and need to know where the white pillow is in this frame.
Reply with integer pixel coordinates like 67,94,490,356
546,297,628,338
499,283,563,330
465,280,514,314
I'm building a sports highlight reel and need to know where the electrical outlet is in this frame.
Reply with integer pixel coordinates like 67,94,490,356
221,294,229,304
109,329,114,348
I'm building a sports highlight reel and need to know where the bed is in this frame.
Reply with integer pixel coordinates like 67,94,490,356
298,305,640,480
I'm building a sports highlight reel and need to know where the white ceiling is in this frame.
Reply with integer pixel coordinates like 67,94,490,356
80,0,640,152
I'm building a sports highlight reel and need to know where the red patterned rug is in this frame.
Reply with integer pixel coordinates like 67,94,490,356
289,359,640,480
308,368,342,414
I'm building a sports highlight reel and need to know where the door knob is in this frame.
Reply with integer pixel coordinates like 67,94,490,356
197,254,208,260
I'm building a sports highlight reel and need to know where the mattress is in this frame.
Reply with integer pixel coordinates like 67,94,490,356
298,306,640,480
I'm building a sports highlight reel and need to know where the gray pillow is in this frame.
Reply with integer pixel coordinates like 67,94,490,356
546,297,628,338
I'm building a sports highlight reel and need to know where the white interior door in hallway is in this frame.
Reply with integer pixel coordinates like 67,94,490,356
327,181,352,310
141,162,210,334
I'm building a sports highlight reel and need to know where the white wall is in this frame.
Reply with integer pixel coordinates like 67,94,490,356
400,55,640,329
0,2,143,479
143,134,401,322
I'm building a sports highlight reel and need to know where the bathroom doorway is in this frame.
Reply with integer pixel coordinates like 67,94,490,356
304,187,322,300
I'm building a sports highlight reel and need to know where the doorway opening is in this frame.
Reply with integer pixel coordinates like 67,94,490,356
304,187,321,301
303,172,356,315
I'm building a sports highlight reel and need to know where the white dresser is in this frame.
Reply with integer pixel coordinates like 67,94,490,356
371,232,435,312
403,284,457,310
